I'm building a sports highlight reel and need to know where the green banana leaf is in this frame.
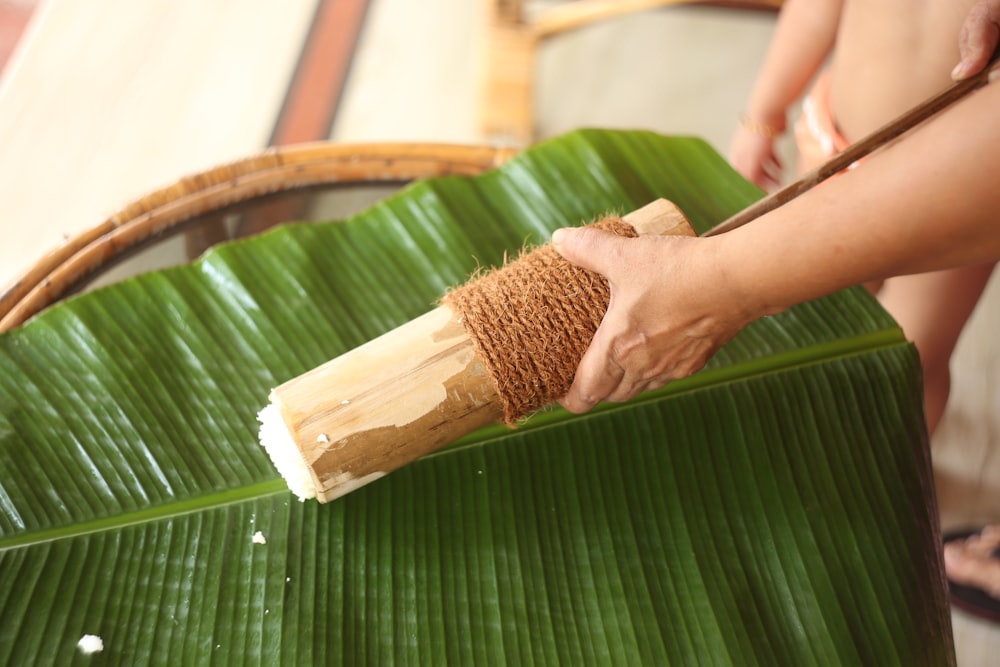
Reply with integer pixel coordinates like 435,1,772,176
0,129,953,665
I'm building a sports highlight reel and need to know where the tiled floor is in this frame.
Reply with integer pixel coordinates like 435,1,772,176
2,1,999,662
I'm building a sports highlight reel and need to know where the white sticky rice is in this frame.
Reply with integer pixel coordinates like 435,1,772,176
257,403,316,501
77,634,103,654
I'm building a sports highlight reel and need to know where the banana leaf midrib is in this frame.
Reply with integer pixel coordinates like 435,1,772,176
483,326,908,436
0,480,288,551
0,324,907,552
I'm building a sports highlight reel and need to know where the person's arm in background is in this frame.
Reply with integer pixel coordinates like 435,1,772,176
728,0,844,190
553,1,1000,414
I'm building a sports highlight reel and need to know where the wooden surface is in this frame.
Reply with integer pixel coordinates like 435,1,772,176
0,0,318,291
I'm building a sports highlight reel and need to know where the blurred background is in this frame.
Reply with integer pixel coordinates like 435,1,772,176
0,0,792,289
1,0,998,661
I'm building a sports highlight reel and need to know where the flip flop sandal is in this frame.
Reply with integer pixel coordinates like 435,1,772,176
944,527,1000,624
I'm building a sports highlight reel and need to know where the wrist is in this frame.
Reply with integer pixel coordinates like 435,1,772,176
710,232,786,323
739,112,786,139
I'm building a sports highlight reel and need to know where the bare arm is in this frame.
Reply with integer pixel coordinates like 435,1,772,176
726,80,1000,312
554,23,1000,413
741,0,843,130
728,0,844,189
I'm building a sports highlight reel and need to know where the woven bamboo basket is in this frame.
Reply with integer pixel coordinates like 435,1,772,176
0,142,517,332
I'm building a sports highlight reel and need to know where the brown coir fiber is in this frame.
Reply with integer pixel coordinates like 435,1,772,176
442,216,636,425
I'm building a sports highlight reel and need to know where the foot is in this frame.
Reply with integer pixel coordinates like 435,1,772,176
944,525,1000,599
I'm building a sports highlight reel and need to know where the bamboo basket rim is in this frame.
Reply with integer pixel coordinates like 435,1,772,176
0,141,518,332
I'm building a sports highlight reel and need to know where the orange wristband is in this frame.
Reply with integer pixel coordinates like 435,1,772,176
739,113,784,139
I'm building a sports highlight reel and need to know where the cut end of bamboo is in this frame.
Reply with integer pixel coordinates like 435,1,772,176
257,401,317,502
258,396,390,503
256,305,503,503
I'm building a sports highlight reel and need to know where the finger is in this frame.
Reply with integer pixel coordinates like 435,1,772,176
558,364,623,413
758,172,780,193
966,526,1000,557
640,375,672,396
751,172,774,191
551,226,627,278
558,328,625,413
604,376,650,403
763,155,783,186
752,156,782,191
953,1,1000,79
609,362,690,403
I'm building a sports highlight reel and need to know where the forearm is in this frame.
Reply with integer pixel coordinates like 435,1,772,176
743,0,843,129
720,81,1000,316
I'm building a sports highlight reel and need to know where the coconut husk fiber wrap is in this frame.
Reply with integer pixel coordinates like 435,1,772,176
442,216,635,425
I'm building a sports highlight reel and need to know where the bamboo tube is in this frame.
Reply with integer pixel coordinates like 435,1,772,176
258,198,695,502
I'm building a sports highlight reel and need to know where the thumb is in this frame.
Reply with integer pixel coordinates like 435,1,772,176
551,226,625,278
953,1,1000,80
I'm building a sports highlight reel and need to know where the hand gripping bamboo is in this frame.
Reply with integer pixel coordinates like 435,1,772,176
258,199,695,502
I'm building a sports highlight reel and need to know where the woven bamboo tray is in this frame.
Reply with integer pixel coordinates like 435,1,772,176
0,142,517,332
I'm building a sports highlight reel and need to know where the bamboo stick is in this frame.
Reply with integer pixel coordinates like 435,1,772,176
259,198,695,502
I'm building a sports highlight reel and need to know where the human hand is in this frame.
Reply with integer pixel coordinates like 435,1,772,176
550,226,755,414
952,0,1000,80
728,127,783,191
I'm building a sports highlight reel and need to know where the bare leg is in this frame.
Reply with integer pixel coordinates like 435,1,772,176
877,263,995,435
899,264,1000,594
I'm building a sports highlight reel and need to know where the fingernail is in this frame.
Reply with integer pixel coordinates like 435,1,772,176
551,228,567,248
951,61,970,80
